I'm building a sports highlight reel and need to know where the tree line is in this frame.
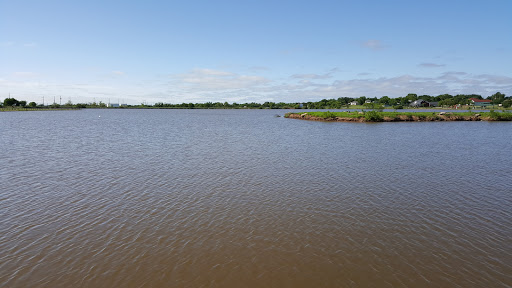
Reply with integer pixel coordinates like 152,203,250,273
2,92,511,109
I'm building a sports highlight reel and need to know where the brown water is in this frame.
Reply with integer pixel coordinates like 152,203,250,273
1,109,511,287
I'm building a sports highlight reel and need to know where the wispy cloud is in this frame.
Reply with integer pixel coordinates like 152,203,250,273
23,42,37,47
171,68,270,91
248,66,270,72
291,68,339,80
0,41,14,47
419,63,446,68
361,39,387,51
291,73,332,80
12,72,39,78
1,70,510,105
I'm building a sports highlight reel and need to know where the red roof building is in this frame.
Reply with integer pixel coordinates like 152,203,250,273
469,98,492,106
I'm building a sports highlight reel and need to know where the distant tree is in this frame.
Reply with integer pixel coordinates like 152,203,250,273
418,94,433,102
327,99,341,109
28,102,37,107
439,98,456,106
388,98,399,105
337,97,353,105
379,96,391,105
489,92,506,104
437,94,453,101
356,96,367,105
4,97,18,106
18,100,27,107
405,93,418,102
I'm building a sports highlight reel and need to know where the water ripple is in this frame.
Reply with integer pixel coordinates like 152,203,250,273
0,110,511,287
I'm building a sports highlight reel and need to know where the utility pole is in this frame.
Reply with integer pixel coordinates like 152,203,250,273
60,96,62,105
43,96,45,106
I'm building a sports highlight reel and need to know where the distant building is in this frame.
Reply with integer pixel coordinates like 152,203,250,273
410,100,438,107
365,100,372,104
108,103,120,107
410,99,429,107
469,98,492,107
349,101,358,105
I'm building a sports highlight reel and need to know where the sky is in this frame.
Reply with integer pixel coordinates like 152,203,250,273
1,0,511,105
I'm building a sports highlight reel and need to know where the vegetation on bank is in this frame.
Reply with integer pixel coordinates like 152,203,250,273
2,92,511,111
285,110,512,122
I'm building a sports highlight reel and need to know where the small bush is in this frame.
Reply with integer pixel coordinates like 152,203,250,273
364,110,383,122
322,111,336,118
489,110,500,120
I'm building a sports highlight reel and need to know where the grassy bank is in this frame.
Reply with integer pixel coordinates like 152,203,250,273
285,110,512,122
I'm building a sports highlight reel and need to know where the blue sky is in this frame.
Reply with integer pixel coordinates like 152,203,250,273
1,0,511,104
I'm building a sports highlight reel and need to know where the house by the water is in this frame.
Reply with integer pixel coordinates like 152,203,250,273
410,99,438,107
469,98,492,107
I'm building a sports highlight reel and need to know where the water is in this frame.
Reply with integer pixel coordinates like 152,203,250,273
1,109,511,287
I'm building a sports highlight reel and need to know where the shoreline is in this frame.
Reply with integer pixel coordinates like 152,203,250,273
285,111,512,122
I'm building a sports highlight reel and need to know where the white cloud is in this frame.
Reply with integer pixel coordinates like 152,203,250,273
171,68,270,91
12,72,38,78
291,68,339,80
1,69,510,105
361,39,387,51
419,63,446,68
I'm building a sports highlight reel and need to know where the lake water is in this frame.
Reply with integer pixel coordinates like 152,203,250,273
1,109,511,287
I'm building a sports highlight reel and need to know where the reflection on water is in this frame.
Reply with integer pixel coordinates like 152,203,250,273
1,109,511,287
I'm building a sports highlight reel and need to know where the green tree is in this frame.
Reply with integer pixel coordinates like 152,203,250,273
439,98,456,106
405,93,418,103
4,97,18,106
379,96,391,105
356,96,367,105
28,101,37,107
18,100,27,107
489,92,506,104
